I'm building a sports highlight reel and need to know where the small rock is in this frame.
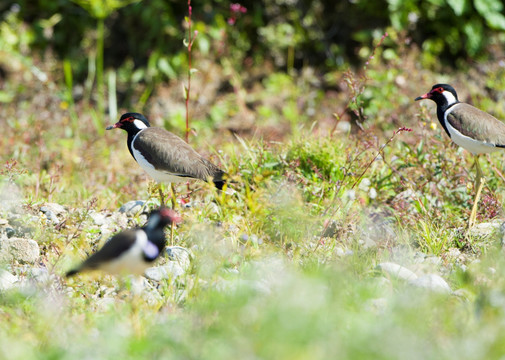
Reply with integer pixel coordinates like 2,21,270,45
144,263,186,282
119,200,145,216
470,222,500,237
377,262,418,281
40,208,59,224
452,288,475,301
408,274,451,294
0,238,40,264
40,203,66,225
89,211,107,226
27,267,52,283
40,203,67,216
109,212,128,228
165,246,191,271
5,227,16,238
95,297,117,310
0,269,17,291
130,277,163,304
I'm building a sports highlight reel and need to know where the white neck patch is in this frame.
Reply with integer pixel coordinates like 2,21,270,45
133,119,148,130
442,91,458,106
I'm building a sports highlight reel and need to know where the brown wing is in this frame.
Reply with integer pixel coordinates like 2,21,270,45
135,128,224,181
447,103,505,146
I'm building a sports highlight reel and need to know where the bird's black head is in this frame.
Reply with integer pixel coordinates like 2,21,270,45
415,84,459,107
145,207,182,231
106,113,151,134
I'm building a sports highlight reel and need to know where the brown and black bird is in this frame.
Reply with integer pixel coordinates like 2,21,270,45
106,113,226,204
415,84,505,228
66,208,181,277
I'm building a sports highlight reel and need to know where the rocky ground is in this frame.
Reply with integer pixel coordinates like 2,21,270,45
2,193,503,307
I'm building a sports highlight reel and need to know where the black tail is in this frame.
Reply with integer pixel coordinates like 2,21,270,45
214,179,226,190
213,170,228,190
65,269,80,277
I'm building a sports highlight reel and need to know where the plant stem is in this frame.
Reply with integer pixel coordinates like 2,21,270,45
96,17,105,119
185,0,193,143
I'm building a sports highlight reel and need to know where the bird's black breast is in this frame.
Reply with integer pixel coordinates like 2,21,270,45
437,105,453,139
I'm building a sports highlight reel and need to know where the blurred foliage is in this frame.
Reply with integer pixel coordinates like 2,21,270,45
2,0,505,84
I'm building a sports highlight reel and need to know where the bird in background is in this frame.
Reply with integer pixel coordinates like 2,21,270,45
415,83,505,229
106,112,226,207
66,208,181,277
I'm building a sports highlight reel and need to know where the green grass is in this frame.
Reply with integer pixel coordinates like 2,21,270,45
3,44,505,359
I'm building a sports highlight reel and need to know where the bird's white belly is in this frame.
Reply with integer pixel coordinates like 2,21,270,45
132,143,189,183
445,122,499,155
444,107,500,155
102,230,151,275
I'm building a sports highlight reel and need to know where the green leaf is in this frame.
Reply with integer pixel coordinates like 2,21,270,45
0,90,14,103
484,12,505,30
447,0,468,15
158,57,176,79
474,0,503,15
463,21,484,55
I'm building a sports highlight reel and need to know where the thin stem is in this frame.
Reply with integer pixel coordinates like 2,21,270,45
185,0,193,143
96,18,105,118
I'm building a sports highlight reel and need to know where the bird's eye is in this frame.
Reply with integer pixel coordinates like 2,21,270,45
435,87,444,93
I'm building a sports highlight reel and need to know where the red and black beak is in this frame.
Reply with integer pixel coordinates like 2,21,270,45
415,92,432,101
105,122,122,130
160,207,182,224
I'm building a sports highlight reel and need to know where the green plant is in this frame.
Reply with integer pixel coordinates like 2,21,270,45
72,0,139,122
183,0,197,143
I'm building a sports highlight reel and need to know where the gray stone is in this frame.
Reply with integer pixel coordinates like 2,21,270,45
0,182,23,213
408,274,451,294
41,203,67,215
119,200,145,216
27,267,52,283
144,263,186,282
109,212,128,229
130,277,163,304
0,269,17,291
470,221,501,237
165,246,191,271
5,227,15,238
89,211,107,226
41,210,59,224
0,238,40,264
377,262,418,281
40,203,67,224
89,211,128,231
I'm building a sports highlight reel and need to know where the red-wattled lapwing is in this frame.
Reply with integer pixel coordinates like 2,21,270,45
106,112,226,206
415,84,505,229
66,208,181,277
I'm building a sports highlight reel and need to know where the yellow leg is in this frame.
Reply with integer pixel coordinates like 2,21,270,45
158,184,165,207
468,155,485,229
170,183,177,209
170,183,177,245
